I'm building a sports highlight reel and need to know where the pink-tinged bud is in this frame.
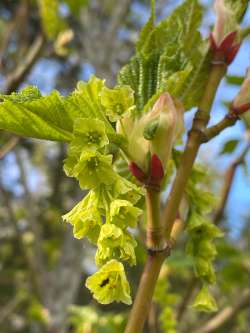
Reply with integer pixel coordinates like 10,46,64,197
232,68,250,126
129,162,146,183
150,154,164,183
233,68,250,109
148,93,184,168
210,0,240,64
225,43,241,65
218,31,237,52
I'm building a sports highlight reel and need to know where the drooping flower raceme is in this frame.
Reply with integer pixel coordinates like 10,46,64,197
62,77,145,305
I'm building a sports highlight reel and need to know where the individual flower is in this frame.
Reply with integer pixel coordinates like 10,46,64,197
192,284,218,312
85,259,132,305
100,85,135,122
62,191,102,243
126,93,184,176
109,199,142,228
94,177,143,213
70,151,116,189
210,0,240,64
187,212,223,239
72,118,109,151
115,177,143,204
231,68,250,125
64,118,109,177
95,224,137,266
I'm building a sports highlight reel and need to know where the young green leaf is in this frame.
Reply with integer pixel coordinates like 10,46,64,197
0,89,73,141
119,0,210,112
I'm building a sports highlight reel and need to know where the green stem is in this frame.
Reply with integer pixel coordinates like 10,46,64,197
164,64,226,237
124,252,166,333
145,189,165,250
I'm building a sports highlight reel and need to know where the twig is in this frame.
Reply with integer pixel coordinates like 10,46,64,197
0,136,19,159
3,33,45,94
193,289,250,333
214,142,250,224
202,116,237,142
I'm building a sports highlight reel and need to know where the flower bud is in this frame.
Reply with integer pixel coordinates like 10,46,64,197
232,68,250,126
150,154,164,185
129,162,146,183
147,93,184,168
210,0,240,64
123,93,183,180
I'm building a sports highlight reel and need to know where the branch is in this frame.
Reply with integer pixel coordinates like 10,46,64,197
0,136,19,159
193,289,250,333
202,116,237,142
214,142,250,224
3,33,45,94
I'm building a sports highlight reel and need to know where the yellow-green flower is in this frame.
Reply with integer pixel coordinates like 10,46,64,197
85,259,132,305
95,224,136,266
100,85,135,122
73,151,116,189
192,284,218,312
62,191,102,243
109,199,142,228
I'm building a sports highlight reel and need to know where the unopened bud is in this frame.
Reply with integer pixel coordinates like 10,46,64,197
232,68,250,127
210,0,240,64
129,162,146,183
149,154,164,185
147,93,184,168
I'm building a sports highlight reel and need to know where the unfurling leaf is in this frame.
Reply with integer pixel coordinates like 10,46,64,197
0,88,73,141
